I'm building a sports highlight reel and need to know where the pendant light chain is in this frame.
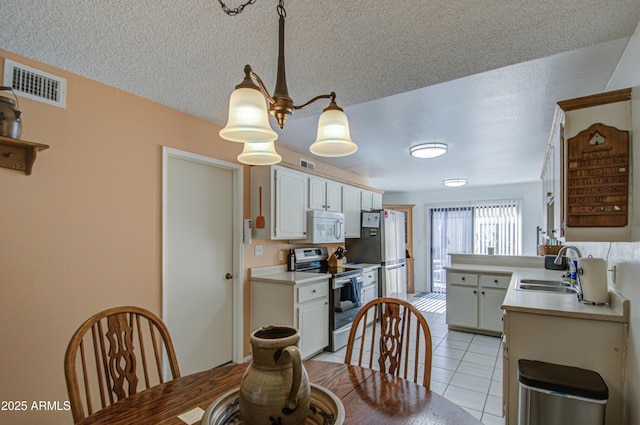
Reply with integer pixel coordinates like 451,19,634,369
218,0,258,16
218,0,286,17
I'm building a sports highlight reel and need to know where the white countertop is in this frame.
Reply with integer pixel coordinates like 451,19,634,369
250,265,330,285
445,262,629,323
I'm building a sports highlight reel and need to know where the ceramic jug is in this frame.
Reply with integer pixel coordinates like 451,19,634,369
239,326,311,425
0,86,22,139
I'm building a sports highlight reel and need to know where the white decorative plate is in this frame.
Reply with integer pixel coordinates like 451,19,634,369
201,383,345,425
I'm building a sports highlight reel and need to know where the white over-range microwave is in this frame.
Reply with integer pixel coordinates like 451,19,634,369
298,210,345,244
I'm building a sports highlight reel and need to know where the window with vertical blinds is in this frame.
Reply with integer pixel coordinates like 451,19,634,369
429,199,522,292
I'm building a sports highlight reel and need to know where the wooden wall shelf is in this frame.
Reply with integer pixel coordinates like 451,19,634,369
0,135,49,175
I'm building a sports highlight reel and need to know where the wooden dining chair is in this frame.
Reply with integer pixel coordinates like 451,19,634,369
64,306,181,423
344,297,433,389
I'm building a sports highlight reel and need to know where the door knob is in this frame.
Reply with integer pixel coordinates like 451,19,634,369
225,273,233,280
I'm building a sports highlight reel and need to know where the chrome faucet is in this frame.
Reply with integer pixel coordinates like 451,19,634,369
554,245,582,265
554,245,584,301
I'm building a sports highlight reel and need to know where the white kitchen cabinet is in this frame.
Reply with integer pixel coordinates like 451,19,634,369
479,287,507,332
361,268,379,324
361,189,382,211
540,106,563,242
251,165,308,240
342,185,361,238
446,270,509,335
298,296,330,357
308,176,342,212
446,272,478,329
372,191,383,209
503,307,628,425
361,190,373,211
251,277,329,359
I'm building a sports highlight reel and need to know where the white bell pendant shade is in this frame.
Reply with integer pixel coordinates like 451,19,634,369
309,109,357,157
219,87,278,143
237,141,282,165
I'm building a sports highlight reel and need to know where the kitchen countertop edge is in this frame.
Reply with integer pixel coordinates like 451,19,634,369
444,263,629,323
250,265,330,285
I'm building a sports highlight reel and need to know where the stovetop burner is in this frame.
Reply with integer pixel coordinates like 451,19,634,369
293,247,361,278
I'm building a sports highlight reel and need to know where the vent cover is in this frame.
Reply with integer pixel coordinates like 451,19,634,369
3,59,66,108
300,158,316,170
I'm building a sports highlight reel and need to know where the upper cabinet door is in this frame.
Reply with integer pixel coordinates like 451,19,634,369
361,190,374,211
274,167,308,239
325,180,342,212
372,192,383,210
309,177,343,212
308,176,327,211
343,185,361,238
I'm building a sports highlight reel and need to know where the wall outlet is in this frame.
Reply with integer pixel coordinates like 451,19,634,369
279,250,284,261
254,245,263,256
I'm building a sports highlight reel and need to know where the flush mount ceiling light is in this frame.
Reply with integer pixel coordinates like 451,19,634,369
443,178,468,187
409,143,448,158
218,0,357,165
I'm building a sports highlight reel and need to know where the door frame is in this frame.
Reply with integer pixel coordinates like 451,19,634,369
162,147,244,364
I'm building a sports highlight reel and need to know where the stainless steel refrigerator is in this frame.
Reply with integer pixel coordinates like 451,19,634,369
345,209,407,299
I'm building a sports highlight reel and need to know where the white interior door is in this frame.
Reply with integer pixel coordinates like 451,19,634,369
163,148,243,375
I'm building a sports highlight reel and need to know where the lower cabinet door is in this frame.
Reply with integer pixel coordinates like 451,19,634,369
298,299,329,359
479,288,506,332
446,285,478,329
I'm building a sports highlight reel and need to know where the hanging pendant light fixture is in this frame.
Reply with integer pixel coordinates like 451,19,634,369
218,0,357,163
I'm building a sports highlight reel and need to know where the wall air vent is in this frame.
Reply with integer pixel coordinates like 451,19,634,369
3,59,66,108
300,158,316,170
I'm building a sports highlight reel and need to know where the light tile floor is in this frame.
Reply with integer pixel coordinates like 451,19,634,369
312,293,505,425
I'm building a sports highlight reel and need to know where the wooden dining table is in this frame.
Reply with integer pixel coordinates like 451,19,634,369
76,360,483,425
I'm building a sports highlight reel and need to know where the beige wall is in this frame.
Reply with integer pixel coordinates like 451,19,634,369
0,50,369,425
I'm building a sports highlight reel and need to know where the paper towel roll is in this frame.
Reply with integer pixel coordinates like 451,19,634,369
578,257,608,304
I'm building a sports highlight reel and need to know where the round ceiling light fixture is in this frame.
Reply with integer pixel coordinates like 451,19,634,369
443,178,468,187
409,142,448,158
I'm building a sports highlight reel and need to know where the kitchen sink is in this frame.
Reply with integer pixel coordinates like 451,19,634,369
518,279,573,287
516,278,578,294
517,284,578,293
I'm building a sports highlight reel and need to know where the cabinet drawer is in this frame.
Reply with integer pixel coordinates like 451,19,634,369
447,272,478,286
364,270,378,285
479,274,512,289
298,281,328,303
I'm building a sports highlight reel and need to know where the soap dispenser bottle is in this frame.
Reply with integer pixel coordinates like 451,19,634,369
569,254,578,285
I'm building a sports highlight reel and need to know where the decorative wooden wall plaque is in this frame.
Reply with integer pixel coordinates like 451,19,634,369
566,123,629,227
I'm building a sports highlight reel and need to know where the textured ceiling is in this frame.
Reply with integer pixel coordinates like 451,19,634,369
1,0,639,191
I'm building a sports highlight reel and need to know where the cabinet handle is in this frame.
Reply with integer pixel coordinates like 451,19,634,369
461,277,466,281
473,290,477,294
482,291,485,295
494,279,498,283
312,289,317,293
